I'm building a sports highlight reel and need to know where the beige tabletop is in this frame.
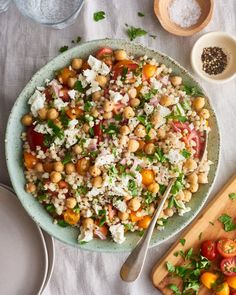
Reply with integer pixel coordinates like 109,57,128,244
0,0,236,294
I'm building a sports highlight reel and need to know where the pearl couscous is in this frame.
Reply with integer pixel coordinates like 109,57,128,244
21,47,211,244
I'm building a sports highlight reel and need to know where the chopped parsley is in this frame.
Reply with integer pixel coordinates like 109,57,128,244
84,101,93,112
218,214,236,232
57,220,69,227
149,34,157,39
121,67,128,81
159,184,167,195
74,80,84,92
142,89,158,101
198,232,203,240
114,114,122,121
179,238,186,246
229,192,236,200
171,174,184,195
126,25,147,41
62,152,73,165
98,209,106,226
168,284,181,295
59,45,68,53
128,179,138,196
48,120,64,139
102,124,119,136
45,204,55,213
137,12,145,17
60,110,70,128
166,261,175,273
72,36,81,44
181,149,191,159
182,85,203,97
93,11,106,22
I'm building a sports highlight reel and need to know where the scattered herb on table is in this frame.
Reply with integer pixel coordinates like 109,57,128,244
180,238,186,246
198,232,203,240
93,11,106,22
229,192,236,200
126,25,147,41
72,36,82,44
218,214,236,232
209,221,214,226
59,45,68,53
138,12,145,17
149,34,157,39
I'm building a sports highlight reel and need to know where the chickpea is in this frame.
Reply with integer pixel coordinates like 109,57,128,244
43,162,53,172
134,124,146,138
170,76,182,86
198,173,208,184
21,114,33,126
82,218,94,229
151,112,161,126
183,158,197,173
89,165,101,177
128,88,137,99
128,139,139,152
118,211,129,221
157,128,166,139
114,50,127,61
92,91,101,101
35,162,44,173
47,108,59,120
148,128,156,140
123,106,135,119
65,163,76,175
103,100,114,112
130,98,140,107
66,197,77,209
53,161,64,172
90,107,99,118
96,75,107,88
91,176,103,188
67,77,77,89
192,97,205,111
76,158,90,175
73,144,82,154
148,203,155,215
124,194,132,201
187,173,198,184
25,182,36,193
183,190,192,202
120,125,130,135
164,208,174,217
71,58,83,70
189,182,199,193
38,108,47,120
199,108,210,119
50,171,62,183
144,143,155,155
83,123,90,133
148,182,159,194
119,135,128,146
103,111,113,119
138,140,145,151
128,197,141,211
160,95,172,107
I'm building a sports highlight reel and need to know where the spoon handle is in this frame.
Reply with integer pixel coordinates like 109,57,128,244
120,178,176,282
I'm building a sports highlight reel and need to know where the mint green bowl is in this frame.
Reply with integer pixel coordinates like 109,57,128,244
5,39,220,252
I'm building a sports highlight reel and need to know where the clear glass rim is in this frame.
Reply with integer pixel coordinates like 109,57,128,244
13,0,85,26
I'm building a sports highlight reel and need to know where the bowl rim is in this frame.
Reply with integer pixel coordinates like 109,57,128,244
5,38,221,252
191,31,236,83
153,0,214,37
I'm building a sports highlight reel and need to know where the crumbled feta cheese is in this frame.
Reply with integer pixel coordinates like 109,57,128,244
128,117,139,131
108,186,127,197
144,103,154,115
109,90,123,103
87,187,105,198
166,149,185,165
68,119,78,128
34,123,53,135
78,74,88,88
68,89,77,100
177,201,191,216
78,227,93,242
157,105,171,117
86,81,101,95
64,129,79,148
95,152,115,166
83,69,97,83
54,98,68,111
87,55,110,76
109,224,126,244
28,90,46,116
113,200,127,213
150,77,162,90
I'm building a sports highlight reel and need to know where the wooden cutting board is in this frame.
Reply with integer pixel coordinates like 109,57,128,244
152,174,236,294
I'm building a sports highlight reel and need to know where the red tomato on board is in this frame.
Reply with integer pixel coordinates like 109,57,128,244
201,240,217,261
27,126,45,151
220,257,236,276
217,239,236,258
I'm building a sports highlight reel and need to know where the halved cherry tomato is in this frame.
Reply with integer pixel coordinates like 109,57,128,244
81,61,90,71
27,126,45,150
23,152,38,170
226,276,236,288
108,204,117,221
200,272,218,289
141,169,155,186
113,102,125,114
94,223,108,239
217,239,236,258
58,180,68,189
63,209,80,225
221,257,236,276
215,282,230,295
66,107,83,120
142,64,157,80
95,47,113,60
44,86,53,101
93,121,103,141
137,215,151,229
112,60,138,80
43,162,53,173
59,87,70,101
201,240,217,261
57,67,76,85
130,210,143,222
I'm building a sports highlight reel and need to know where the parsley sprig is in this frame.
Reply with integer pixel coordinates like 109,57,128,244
93,11,106,22
126,24,147,41
218,214,236,232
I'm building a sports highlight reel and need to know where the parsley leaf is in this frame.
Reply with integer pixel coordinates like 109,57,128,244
168,284,181,295
218,214,236,232
57,220,69,227
74,80,84,92
142,89,158,101
182,85,203,97
182,149,191,159
180,238,186,246
84,101,93,112
138,12,145,17
48,120,64,139
93,11,106,22
128,179,138,196
149,34,157,39
60,110,70,128
229,193,236,200
59,46,68,53
62,152,72,165
126,25,147,41
166,261,175,273
103,124,119,136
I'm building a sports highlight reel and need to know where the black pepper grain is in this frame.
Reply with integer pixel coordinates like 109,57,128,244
201,46,227,75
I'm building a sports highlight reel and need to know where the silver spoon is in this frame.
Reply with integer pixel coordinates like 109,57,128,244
120,130,208,282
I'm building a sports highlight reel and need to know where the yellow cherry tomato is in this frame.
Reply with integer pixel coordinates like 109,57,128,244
226,276,236,289
200,272,218,289
63,209,80,225
141,169,155,186
137,216,152,229
24,152,38,170
215,282,230,295
142,64,157,80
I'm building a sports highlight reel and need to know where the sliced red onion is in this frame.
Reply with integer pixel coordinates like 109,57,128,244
94,229,107,240
160,75,169,85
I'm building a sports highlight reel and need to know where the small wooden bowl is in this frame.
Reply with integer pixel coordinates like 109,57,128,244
154,0,214,37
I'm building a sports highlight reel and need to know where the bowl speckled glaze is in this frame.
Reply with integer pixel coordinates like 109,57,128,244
5,39,220,252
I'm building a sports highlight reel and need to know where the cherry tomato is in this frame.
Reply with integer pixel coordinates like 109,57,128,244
59,87,70,101
226,276,236,288
44,86,53,101
112,60,138,80
93,122,103,141
231,292,236,295
66,107,83,120
63,209,80,225
113,102,125,114
130,210,143,222
221,257,236,276
200,272,218,289
201,240,217,261
27,126,44,150
58,180,68,189
217,239,236,258
95,47,113,59
141,169,155,186
142,64,157,80
57,67,76,85
108,204,117,221
23,151,38,170
215,282,230,295
94,223,108,239
137,216,151,229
